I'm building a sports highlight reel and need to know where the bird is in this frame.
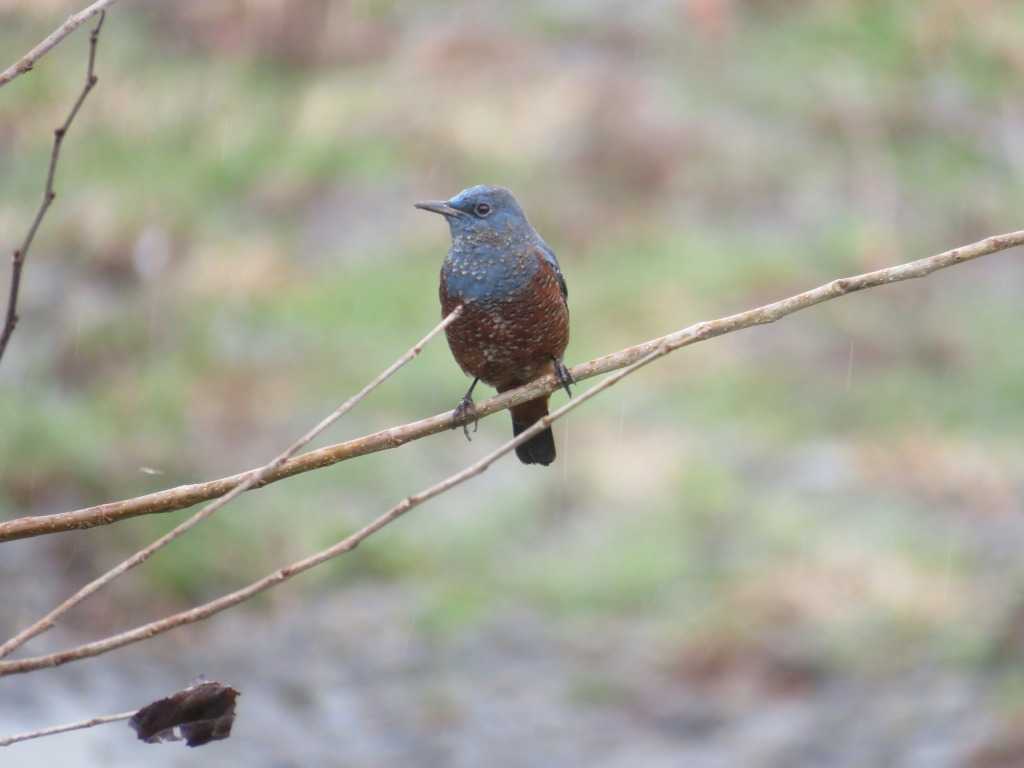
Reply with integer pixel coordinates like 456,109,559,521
415,185,573,466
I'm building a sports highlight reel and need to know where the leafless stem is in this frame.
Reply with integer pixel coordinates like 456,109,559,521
2,229,1021,544
0,0,118,89
0,11,106,365
0,308,461,660
1,231,1022,677
0,711,134,747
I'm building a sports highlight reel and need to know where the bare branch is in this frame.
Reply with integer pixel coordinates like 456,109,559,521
0,711,134,747
0,309,461,660
0,11,106,365
1,231,1021,678
0,0,118,89
2,229,1022,544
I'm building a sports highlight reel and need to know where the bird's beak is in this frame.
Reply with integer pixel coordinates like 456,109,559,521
414,200,462,218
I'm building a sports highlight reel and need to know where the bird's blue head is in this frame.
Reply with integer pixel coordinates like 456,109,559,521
415,185,532,241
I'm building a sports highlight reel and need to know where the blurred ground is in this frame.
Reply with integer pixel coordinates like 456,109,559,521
2,1,1024,765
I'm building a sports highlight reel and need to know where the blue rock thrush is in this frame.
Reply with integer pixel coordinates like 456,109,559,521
415,185,573,466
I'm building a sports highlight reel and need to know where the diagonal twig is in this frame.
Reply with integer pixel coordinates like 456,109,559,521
1,229,1022,543
0,11,106,365
0,308,461,660
0,711,134,747
0,0,118,89
1,230,1022,677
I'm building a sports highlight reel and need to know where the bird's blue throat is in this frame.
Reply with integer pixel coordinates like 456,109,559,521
442,238,540,303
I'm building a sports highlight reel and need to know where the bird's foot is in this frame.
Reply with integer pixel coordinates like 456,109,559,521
452,395,479,441
553,358,575,398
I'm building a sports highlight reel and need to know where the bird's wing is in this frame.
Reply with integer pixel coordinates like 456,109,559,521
534,239,567,301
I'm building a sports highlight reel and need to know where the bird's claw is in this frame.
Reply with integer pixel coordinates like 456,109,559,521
452,396,479,441
553,358,575,398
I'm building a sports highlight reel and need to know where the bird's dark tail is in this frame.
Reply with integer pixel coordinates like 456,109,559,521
510,396,555,466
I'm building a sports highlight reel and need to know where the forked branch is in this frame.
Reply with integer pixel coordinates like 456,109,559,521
0,230,1021,677
0,309,461,660
1,229,1022,543
0,0,117,88
0,11,106,364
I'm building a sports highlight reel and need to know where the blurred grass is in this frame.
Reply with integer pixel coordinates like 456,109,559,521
2,0,1023,687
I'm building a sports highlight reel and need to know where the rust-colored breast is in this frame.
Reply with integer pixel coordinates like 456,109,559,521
441,246,569,390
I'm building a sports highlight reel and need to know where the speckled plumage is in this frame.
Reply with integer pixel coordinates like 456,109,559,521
416,185,571,466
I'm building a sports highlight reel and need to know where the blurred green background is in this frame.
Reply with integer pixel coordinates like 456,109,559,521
2,1,1024,765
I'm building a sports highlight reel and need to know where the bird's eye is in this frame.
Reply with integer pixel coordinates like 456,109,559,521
474,202,492,217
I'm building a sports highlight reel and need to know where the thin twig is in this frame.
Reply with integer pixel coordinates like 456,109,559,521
0,11,106,364
2,229,1022,543
0,711,134,747
0,0,118,89
0,308,461,660
1,231,1022,677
